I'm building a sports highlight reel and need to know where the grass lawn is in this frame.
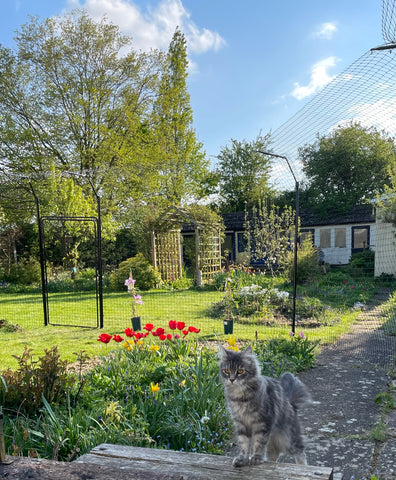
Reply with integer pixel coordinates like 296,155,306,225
0,285,364,370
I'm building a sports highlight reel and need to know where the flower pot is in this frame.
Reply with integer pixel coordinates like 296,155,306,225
131,316,142,331
223,319,234,335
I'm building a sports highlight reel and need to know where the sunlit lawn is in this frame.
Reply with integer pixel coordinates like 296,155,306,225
0,286,369,370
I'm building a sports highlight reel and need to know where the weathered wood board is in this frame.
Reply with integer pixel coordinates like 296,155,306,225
76,443,334,480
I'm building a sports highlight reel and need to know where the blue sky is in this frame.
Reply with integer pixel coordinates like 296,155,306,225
1,0,384,164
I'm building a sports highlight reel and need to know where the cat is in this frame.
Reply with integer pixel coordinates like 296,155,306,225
218,344,311,467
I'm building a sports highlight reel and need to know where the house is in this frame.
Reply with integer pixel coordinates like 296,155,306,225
220,205,376,267
299,205,376,265
179,204,396,277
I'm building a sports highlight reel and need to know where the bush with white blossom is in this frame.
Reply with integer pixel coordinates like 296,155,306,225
234,284,290,316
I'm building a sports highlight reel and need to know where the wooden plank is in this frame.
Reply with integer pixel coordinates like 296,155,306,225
76,444,333,480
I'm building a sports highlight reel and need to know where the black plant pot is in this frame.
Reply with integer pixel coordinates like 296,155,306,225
223,319,234,335
131,316,142,331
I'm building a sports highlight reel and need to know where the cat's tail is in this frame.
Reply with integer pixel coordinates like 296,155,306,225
280,372,312,410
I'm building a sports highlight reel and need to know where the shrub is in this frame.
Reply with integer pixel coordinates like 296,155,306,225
109,253,161,291
347,249,375,277
74,268,97,291
1,346,73,414
213,265,258,291
282,237,321,283
254,333,320,376
5,257,41,285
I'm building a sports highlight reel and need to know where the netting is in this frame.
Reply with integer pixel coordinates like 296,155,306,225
382,0,396,43
1,1,396,365
264,0,396,362
270,48,396,189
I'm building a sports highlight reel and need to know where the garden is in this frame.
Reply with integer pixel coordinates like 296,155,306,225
1,253,394,461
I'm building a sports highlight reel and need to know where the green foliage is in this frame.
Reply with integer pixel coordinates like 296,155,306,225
151,27,209,204
245,201,295,276
1,346,72,414
299,122,396,215
3,326,321,460
5,257,41,284
215,133,273,213
210,267,375,328
254,333,320,376
0,13,213,273
380,290,396,336
347,249,375,277
374,391,395,413
282,237,321,283
110,253,161,291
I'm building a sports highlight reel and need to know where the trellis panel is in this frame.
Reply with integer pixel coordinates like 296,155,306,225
154,230,182,283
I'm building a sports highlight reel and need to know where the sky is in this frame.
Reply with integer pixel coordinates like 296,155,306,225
1,0,384,165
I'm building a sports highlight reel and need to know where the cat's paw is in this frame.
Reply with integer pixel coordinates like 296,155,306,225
250,454,265,465
232,455,249,467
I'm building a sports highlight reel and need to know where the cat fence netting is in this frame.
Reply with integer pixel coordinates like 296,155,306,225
265,0,396,359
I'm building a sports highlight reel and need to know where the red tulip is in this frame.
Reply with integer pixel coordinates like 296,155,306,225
144,323,154,332
188,326,201,333
169,320,177,330
166,334,172,340
124,328,135,337
113,334,124,342
176,321,186,330
159,334,166,341
97,333,112,344
152,327,165,337
182,330,189,336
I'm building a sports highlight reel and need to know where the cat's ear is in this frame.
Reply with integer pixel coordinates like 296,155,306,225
217,344,228,359
243,345,253,355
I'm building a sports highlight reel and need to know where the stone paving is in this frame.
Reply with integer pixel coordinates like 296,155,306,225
292,290,396,479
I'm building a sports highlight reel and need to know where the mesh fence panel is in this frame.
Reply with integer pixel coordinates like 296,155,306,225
1,1,396,364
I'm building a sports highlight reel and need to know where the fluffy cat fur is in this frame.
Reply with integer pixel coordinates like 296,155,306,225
219,345,311,467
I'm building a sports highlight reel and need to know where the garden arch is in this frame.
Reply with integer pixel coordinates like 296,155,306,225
151,206,223,286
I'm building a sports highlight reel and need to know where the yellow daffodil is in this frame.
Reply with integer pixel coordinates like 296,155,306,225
149,344,160,352
179,379,186,387
150,382,160,394
123,340,134,351
228,345,239,352
227,335,237,347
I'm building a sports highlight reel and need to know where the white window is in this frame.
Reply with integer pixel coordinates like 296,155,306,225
334,228,346,248
319,229,331,248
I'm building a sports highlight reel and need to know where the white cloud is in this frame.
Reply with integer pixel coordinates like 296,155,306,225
66,0,225,54
291,56,339,100
312,22,337,40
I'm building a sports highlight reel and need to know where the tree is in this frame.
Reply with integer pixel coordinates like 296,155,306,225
151,27,210,205
244,200,295,276
0,10,164,218
299,123,396,215
0,14,214,267
215,133,273,213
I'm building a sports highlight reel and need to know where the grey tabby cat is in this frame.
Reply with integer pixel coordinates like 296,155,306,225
219,345,311,466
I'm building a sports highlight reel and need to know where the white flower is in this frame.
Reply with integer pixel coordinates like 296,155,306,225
238,285,267,297
272,288,289,300
200,410,210,424
353,302,365,310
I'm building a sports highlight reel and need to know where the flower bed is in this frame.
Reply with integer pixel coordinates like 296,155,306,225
1,326,319,461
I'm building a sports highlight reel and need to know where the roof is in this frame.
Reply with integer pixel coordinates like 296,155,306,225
219,205,375,231
299,204,375,227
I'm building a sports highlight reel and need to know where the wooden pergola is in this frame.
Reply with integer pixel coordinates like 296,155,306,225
151,206,223,286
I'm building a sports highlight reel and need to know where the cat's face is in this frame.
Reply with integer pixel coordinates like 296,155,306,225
219,345,258,387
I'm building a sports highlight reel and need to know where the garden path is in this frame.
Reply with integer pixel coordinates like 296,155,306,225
296,287,396,480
